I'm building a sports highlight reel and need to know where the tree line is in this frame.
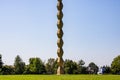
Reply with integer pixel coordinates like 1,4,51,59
0,54,120,75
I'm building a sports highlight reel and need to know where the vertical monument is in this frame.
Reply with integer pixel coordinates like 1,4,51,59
57,0,64,75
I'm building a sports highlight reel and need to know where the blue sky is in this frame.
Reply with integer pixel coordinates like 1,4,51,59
0,0,120,66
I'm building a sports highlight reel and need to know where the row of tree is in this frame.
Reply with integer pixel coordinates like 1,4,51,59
0,54,120,75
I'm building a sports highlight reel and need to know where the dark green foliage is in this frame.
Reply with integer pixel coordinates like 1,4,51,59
2,54,120,75
0,54,3,69
81,66,88,74
14,55,25,74
77,60,87,74
88,62,98,74
111,55,120,74
78,60,85,66
77,65,87,74
29,57,46,74
53,59,58,74
23,65,31,74
0,54,3,74
102,66,111,74
45,58,57,74
64,59,78,74
1,65,14,75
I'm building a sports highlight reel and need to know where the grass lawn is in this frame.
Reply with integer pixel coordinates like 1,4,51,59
0,75,120,80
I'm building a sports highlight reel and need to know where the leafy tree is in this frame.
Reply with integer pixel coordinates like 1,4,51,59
111,55,120,74
64,59,78,74
53,58,58,74
78,60,85,66
77,60,87,74
0,54,3,68
14,55,25,74
87,62,98,74
29,57,46,74
0,54,3,74
45,58,57,74
1,65,14,75
80,66,87,74
102,65,111,74
23,65,31,74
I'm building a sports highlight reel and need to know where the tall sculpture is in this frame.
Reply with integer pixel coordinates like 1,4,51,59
57,0,64,75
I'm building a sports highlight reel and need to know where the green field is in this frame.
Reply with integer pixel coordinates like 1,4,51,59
0,75,120,80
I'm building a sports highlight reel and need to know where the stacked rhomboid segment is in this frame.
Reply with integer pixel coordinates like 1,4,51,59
57,0,64,75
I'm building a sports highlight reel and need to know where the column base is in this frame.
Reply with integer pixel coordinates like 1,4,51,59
57,66,64,75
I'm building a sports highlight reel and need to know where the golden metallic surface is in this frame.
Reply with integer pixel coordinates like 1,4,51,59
57,11,63,19
57,20,63,28
57,38,63,47
57,2,63,10
57,0,64,75
57,48,63,57
57,29,63,38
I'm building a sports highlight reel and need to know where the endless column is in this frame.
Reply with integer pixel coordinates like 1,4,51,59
57,0,64,75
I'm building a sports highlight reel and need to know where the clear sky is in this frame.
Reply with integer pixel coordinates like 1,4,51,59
0,0,120,66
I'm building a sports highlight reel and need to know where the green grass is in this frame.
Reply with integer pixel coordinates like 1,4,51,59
0,75,120,80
